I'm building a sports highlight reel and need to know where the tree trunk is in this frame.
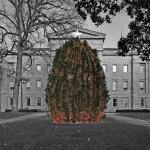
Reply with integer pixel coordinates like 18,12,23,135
12,48,23,112
12,2,23,112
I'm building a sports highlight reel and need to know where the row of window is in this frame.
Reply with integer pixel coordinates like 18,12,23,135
9,80,42,91
26,98,41,106
8,62,146,74
112,98,145,107
10,97,42,107
9,80,145,91
102,63,145,73
26,80,42,90
8,62,146,75
112,80,145,91
8,62,52,73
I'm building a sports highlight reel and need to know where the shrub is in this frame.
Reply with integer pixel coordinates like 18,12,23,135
18,108,38,112
5,109,12,112
46,37,109,123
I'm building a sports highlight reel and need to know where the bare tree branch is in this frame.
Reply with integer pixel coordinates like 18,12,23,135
0,0,82,111
0,10,17,28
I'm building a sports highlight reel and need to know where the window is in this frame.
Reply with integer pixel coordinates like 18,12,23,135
26,80,31,90
26,63,31,71
36,80,41,89
10,98,13,106
102,64,107,72
140,63,145,73
122,98,129,107
36,64,41,72
140,81,144,89
141,98,145,107
112,81,117,91
47,64,51,74
27,67,31,71
113,99,117,107
8,62,14,70
37,98,41,106
123,81,128,90
27,98,30,106
9,81,14,91
123,65,128,72
112,65,117,72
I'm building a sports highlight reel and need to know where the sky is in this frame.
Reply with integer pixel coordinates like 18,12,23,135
84,12,132,48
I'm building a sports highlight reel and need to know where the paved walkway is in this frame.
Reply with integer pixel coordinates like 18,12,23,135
107,113,150,128
1,112,150,128
0,113,47,125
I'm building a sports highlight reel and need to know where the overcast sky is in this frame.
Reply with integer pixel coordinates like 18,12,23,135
84,12,131,48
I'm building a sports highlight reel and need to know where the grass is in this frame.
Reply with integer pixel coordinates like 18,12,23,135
0,115,150,150
0,112,35,119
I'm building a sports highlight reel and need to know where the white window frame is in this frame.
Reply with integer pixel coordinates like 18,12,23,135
36,97,41,106
9,81,14,91
36,80,42,89
36,64,41,72
123,65,128,72
47,64,51,74
140,81,144,89
26,80,31,90
122,97,129,108
26,67,31,71
123,81,128,90
140,63,145,73
26,64,31,71
112,65,117,72
112,81,117,91
102,64,107,72
8,62,14,70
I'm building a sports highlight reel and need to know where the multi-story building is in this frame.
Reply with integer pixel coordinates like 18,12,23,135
103,48,150,112
0,27,149,112
0,55,51,112
0,28,104,112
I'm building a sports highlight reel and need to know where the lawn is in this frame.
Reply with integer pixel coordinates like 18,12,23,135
0,115,150,150
0,112,36,119
116,112,150,121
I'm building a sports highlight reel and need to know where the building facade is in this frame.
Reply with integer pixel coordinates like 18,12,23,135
103,49,150,112
0,55,50,111
0,28,105,112
0,27,149,112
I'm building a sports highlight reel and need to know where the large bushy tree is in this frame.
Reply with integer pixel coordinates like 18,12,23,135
0,0,81,111
46,37,109,123
118,0,150,61
74,0,122,26
74,0,150,60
